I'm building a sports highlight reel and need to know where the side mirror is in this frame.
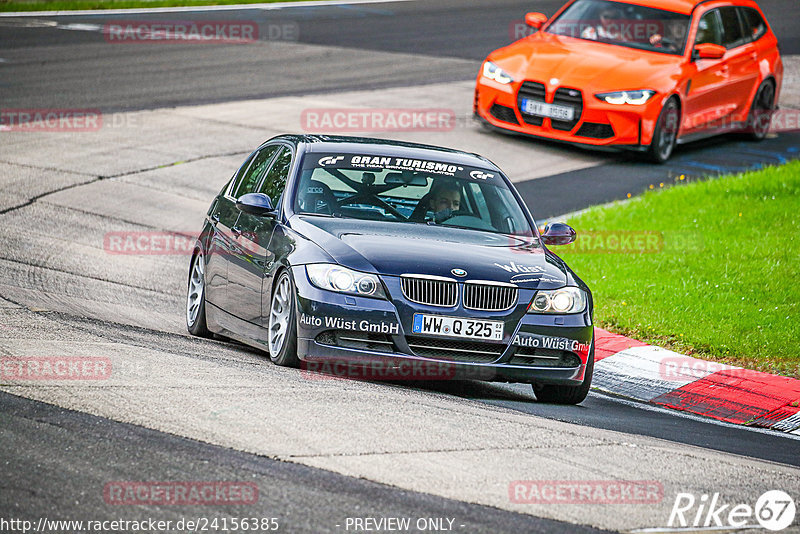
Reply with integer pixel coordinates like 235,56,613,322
525,12,548,29
541,222,576,246
236,193,276,218
693,43,726,60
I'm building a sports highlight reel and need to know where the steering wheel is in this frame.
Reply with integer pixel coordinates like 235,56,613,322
659,36,676,48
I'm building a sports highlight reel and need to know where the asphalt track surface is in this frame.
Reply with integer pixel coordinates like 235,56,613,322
1,1,800,532
0,391,607,534
0,0,799,110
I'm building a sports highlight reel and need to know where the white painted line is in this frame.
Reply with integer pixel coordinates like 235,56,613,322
0,0,416,17
772,411,800,432
631,524,762,532
593,345,737,402
57,22,102,31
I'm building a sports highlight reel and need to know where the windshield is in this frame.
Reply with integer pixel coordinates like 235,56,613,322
294,152,534,237
547,0,690,55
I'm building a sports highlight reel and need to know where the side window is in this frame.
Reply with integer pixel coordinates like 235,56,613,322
227,150,257,197
695,10,723,46
258,146,293,204
719,7,746,48
231,145,279,199
740,7,767,42
466,182,491,221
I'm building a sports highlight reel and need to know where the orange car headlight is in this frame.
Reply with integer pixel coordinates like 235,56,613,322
482,61,514,85
595,90,656,105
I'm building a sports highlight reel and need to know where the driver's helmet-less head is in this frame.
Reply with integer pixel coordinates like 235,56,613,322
428,180,462,214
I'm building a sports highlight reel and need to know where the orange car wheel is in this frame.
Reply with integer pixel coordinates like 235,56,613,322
647,97,680,163
747,79,776,141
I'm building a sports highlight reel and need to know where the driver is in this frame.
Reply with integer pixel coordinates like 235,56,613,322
649,19,688,51
410,180,462,223
581,7,624,41
429,181,461,214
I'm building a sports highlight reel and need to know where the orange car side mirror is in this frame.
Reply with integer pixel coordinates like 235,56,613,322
693,43,726,60
525,12,548,29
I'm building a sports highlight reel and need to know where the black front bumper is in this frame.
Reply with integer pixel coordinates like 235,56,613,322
292,266,593,385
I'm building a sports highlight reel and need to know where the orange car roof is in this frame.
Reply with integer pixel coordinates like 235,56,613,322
608,0,720,15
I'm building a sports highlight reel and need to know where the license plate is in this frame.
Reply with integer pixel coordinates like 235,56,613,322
520,99,574,121
412,314,503,341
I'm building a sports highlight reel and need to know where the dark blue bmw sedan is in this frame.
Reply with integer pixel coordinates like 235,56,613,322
187,135,594,404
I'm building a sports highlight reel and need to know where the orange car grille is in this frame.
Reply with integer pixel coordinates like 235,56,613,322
516,81,583,131
517,81,546,126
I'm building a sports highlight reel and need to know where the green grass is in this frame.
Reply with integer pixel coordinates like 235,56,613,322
0,0,308,12
557,161,800,378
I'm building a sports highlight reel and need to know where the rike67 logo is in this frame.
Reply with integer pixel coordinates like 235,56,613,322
669,490,796,531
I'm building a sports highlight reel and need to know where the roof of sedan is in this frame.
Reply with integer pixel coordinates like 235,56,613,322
272,134,499,170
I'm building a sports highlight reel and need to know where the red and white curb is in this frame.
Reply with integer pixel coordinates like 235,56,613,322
592,328,800,434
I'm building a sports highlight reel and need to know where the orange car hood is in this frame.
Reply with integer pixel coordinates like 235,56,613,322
491,32,684,92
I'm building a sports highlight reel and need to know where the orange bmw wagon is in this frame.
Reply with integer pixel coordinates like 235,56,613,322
474,0,783,162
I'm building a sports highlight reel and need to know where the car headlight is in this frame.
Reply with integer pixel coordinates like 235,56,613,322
306,264,387,299
482,61,514,85
595,90,656,105
528,287,587,314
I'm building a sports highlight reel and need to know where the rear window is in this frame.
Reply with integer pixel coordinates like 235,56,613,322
719,7,746,48
740,7,767,42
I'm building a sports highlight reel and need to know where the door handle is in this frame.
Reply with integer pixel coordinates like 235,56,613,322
231,225,242,237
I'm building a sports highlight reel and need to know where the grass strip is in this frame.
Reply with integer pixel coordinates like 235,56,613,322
557,160,800,378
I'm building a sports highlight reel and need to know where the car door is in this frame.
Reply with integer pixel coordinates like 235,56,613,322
738,6,772,111
204,150,258,309
717,6,759,119
254,146,295,328
683,8,731,134
226,144,291,325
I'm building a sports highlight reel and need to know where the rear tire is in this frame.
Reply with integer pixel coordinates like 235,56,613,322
532,340,594,405
187,251,211,337
746,79,775,141
646,97,680,163
268,270,300,367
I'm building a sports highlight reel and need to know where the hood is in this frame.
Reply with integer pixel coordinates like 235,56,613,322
291,216,571,289
492,32,683,93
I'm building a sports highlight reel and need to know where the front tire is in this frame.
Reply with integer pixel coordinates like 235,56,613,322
187,251,211,337
268,270,300,367
746,79,775,141
647,97,680,163
532,341,594,405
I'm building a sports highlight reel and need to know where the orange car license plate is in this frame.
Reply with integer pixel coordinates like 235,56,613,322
521,99,574,121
